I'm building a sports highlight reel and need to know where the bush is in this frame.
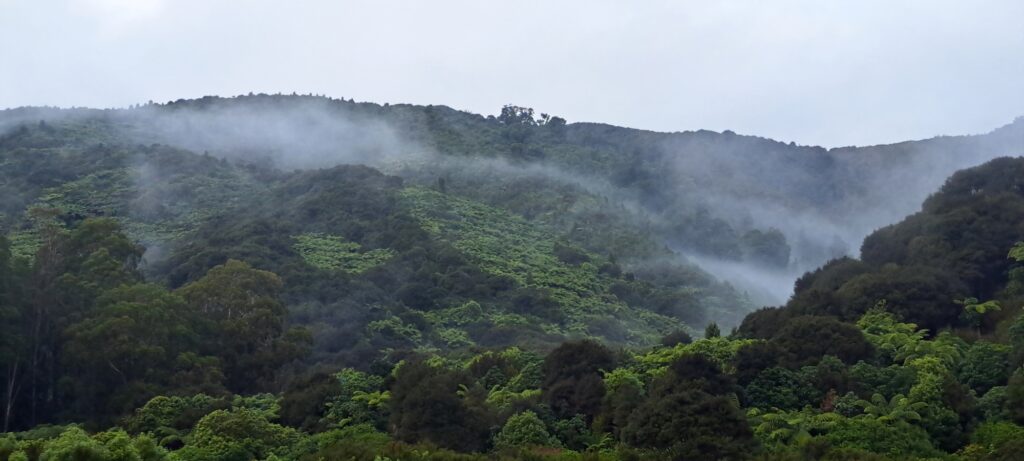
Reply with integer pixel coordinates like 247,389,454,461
769,316,873,368
494,411,560,449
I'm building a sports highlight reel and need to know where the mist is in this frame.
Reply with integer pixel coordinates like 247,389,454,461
127,101,1024,307
124,96,427,169
5,97,1021,317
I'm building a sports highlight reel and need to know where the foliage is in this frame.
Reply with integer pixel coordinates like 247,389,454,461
541,340,614,421
0,426,169,461
622,388,756,460
637,337,757,375
856,304,927,363
743,367,817,410
173,408,304,461
770,316,873,368
823,417,938,458
493,410,560,449
969,421,1024,455
178,259,311,393
399,186,685,344
125,394,227,436
292,233,394,273
322,368,389,430
956,297,1002,332
854,393,925,424
5,96,1024,460
958,341,1011,395
388,358,491,452
747,407,842,450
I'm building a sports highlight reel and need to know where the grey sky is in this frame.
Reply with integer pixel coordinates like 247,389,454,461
2,0,1022,147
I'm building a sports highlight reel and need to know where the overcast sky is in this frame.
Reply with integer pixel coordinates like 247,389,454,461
1,0,1022,147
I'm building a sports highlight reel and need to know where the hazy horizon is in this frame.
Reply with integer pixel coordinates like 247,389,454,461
2,1,1023,148
3,92,1023,151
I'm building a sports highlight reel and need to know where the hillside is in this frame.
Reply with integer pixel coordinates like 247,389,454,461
2,96,1024,460
0,102,754,371
6,95,1023,304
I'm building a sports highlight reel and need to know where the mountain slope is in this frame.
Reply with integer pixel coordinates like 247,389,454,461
741,156,1024,336
2,95,1022,314
0,124,747,368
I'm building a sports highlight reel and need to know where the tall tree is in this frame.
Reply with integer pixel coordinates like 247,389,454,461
0,236,27,431
62,284,201,423
17,216,142,429
542,340,615,421
178,259,310,393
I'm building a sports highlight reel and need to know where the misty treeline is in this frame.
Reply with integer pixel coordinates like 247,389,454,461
1,95,1024,459
4,94,1021,305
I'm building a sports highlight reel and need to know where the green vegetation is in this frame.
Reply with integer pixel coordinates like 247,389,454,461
400,186,682,343
2,96,1024,459
292,233,394,273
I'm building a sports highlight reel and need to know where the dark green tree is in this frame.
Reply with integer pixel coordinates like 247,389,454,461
743,367,817,410
541,340,615,421
178,259,310,393
388,358,489,452
0,236,27,432
958,341,1011,395
704,322,721,339
769,316,873,368
1005,370,1024,425
622,388,756,460
62,284,201,424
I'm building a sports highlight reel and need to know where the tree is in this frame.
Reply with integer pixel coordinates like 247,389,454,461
178,260,310,393
1010,313,1024,368
732,341,784,385
854,393,926,424
497,105,536,126
743,367,816,410
741,228,791,268
824,417,938,458
747,407,842,450
321,368,388,430
955,297,1001,334
0,236,27,432
736,307,791,340
659,354,737,397
1006,370,1024,425
1008,241,1024,263
849,362,916,401
770,316,873,368
125,394,228,438
278,370,342,432
620,353,752,459
541,340,614,421
174,408,304,461
597,368,644,440
958,341,1011,395
704,322,721,339
388,358,489,452
13,216,143,430
493,410,560,449
660,330,693,347
622,388,756,460
856,304,927,364
62,284,201,423
1006,242,1024,297
835,266,968,333
58,218,143,290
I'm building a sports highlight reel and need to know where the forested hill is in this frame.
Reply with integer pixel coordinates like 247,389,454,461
742,156,1024,336
4,95,1021,304
2,95,1024,459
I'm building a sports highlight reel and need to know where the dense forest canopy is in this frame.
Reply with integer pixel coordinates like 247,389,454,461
1,94,1024,460
2,95,1022,302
